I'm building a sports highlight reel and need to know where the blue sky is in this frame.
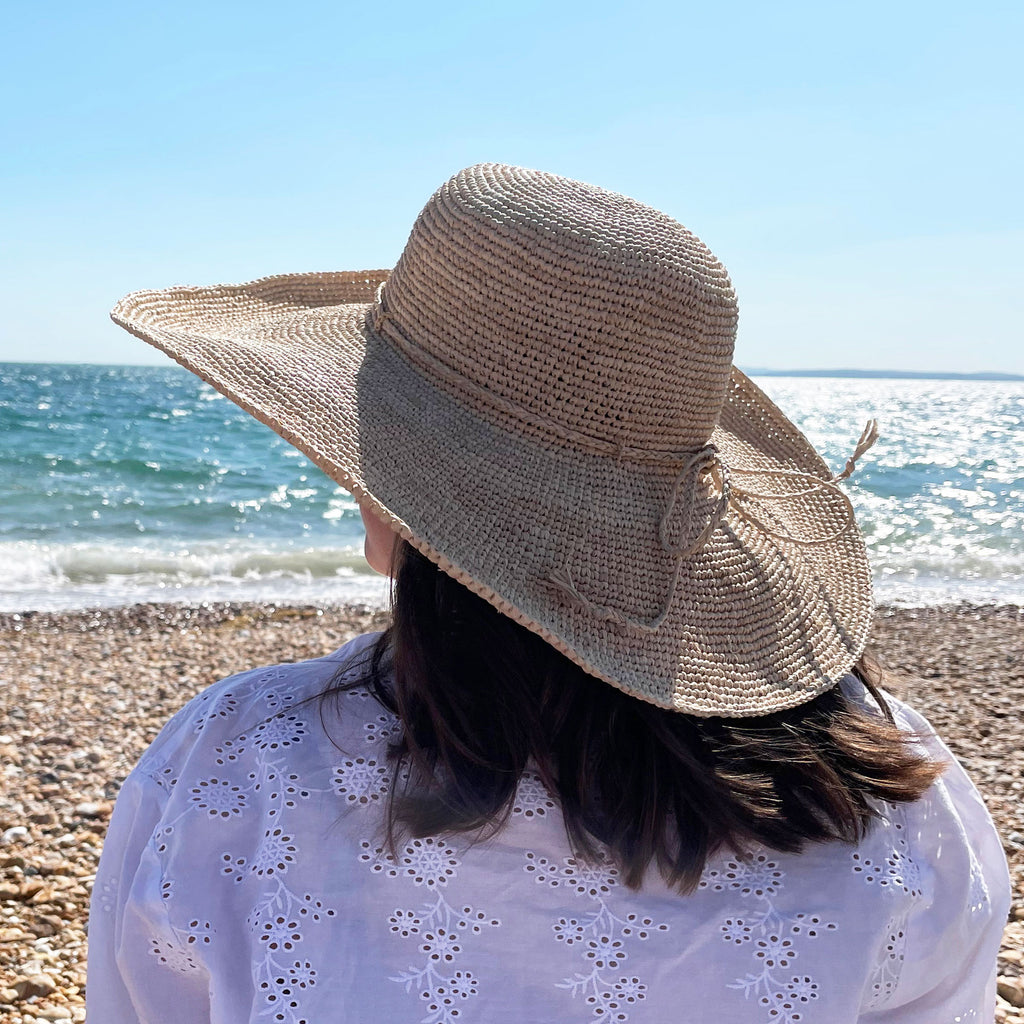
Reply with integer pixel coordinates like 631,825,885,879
2,0,1021,372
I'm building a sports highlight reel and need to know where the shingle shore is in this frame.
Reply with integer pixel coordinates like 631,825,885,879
0,601,1021,1023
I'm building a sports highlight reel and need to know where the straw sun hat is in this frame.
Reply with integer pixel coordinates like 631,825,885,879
112,163,878,717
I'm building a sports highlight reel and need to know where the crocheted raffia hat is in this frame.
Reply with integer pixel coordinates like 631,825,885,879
112,163,877,717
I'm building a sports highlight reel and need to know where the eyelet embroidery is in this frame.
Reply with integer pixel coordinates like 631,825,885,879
148,917,214,975
239,737,335,1024
364,711,401,745
360,837,461,888
699,852,837,1023
966,845,990,916
360,837,500,1022
525,851,669,1022
138,752,178,792
511,770,557,818
247,884,337,1024
332,757,389,804
149,937,200,974
192,690,239,733
252,714,309,752
153,664,337,1024
96,875,119,914
258,670,302,712
118,650,987,1024
188,776,248,818
855,802,924,1010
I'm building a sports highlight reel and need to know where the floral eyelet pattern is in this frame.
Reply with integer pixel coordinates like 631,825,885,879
259,672,301,712
856,801,925,1010
138,753,178,792
511,770,557,818
359,837,461,889
699,853,837,1024
146,663,338,1024
967,846,991,916
364,711,401,746
192,690,239,733
362,837,500,1022
189,777,247,818
526,851,669,1022
252,714,309,752
332,757,389,804
149,937,200,974
96,875,119,914
147,917,214,975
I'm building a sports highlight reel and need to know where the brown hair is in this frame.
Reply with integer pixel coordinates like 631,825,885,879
322,540,943,894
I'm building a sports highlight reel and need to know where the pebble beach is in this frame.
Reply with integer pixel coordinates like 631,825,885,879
0,600,1021,1023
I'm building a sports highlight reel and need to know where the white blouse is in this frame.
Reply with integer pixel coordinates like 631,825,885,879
87,632,1010,1024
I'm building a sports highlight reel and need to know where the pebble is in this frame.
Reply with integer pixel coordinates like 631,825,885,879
11,973,58,999
72,803,110,820
0,600,1020,1014
1000,975,1024,1008
27,915,63,938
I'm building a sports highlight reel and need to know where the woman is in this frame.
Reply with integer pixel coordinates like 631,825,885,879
89,164,1009,1022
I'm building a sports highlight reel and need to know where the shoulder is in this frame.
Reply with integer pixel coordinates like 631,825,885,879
132,630,386,790
89,631,392,1021
838,672,1006,883
839,674,1010,1016
180,628,380,728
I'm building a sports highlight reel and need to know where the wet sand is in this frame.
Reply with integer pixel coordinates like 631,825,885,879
0,601,1021,1022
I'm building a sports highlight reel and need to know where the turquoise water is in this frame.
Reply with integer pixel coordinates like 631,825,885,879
0,363,379,610
1,363,1022,610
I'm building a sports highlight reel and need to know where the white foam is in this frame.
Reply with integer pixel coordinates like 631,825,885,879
0,539,390,612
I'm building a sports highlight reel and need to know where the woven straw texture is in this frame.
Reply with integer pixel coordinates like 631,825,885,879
111,164,874,717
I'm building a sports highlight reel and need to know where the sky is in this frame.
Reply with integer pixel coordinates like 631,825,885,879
1,0,1021,373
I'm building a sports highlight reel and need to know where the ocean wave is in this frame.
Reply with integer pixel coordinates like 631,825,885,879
0,540,390,612
1,537,1021,613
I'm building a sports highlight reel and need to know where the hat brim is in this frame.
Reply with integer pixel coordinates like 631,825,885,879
112,272,873,717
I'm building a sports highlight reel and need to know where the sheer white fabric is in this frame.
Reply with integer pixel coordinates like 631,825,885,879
87,632,1010,1024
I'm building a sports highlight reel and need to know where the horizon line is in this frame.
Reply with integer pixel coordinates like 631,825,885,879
2,359,1023,382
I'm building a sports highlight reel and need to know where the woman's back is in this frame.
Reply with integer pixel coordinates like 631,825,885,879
87,633,1008,1024
92,163,1011,1022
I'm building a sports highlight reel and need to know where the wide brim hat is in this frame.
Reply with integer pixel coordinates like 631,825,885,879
111,163,875,717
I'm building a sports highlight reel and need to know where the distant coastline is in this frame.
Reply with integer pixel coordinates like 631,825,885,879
740,367,1024,381
3,361,1023,382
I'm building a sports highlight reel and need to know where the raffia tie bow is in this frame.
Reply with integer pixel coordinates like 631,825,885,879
546,420,879,633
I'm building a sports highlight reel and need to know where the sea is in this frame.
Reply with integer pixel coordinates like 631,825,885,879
1,363,1022,613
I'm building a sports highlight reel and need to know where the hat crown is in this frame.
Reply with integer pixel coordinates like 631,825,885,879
382,164,738,454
